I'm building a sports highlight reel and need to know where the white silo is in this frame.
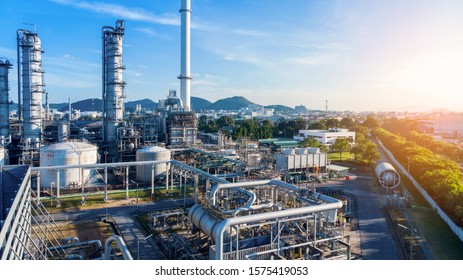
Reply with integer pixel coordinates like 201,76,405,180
0,59,12,138
17,29,44,142
136,146,171,182
102,20,125,143
40,142,98,188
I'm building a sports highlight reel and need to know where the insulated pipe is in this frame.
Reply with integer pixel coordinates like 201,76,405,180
103,235,133,260
209,180,300,207
213,196,343,260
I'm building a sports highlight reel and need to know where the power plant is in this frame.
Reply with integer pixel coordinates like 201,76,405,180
0,0,353,261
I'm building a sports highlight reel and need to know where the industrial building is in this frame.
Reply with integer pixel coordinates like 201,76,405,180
294,128,356,145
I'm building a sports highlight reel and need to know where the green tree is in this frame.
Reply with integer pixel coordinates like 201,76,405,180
332,138,351,160
326,118,340,128
298,137,320,148
216,115,235,128
340,117,355,129
362,115,380,129
363,142,380,164
307,120,327,130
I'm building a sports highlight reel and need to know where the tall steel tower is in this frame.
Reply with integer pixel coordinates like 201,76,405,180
0,59,13,139
17,29,44,143
102,20,125,144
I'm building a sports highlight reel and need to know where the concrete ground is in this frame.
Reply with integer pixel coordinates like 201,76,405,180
318,173,401,260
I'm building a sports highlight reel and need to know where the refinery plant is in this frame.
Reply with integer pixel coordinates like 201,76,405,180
0,0,357,260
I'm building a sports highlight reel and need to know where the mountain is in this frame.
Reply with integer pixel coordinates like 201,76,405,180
49,103,68,110
265,105,295,114
58,98,102,112
207,96,256,111
191,96,212,111
126,99,158,112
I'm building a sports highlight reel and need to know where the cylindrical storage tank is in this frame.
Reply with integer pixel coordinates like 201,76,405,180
40,142,98,188
135,146,171,182
283,148,295,155
307,147,320,154
375,162,400,189
295,148,307,154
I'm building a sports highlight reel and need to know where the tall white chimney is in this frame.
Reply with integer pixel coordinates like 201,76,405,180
179,0,191,111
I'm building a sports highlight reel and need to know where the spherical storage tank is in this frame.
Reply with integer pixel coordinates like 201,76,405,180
136,146,171,182
40,142,98,188
375,162,400,189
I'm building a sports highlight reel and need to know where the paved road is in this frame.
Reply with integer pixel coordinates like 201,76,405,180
318,175,400,260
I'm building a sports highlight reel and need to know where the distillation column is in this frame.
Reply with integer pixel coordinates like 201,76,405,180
17,29,44,144
0,59,12,139
102,20,125,146
178,0,191,111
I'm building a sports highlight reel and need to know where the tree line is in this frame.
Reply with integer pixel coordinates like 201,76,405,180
382,118,463,162
374,127,463,225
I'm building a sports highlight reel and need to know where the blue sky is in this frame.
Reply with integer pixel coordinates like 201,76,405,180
1,0,463,111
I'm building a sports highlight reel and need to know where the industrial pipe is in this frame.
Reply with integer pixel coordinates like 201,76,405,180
213,194,343,260
103,235,133,260
209,180,300,208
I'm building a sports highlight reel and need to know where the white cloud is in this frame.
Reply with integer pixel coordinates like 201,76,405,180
49,0,179,26
135,27,172,41
231,29,265,37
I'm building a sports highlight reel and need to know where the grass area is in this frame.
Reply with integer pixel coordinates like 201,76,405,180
411,207,463,259
328,152,353,161
41,186,193,211
390,168,463,259
58,221,114,242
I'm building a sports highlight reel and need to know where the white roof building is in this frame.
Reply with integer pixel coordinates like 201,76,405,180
294,128,355,145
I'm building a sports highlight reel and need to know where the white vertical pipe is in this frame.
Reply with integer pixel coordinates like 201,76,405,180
104,167,108,202
179,0,191,111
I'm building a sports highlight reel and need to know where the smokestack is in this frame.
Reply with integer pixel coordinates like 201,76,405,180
179,0,191,111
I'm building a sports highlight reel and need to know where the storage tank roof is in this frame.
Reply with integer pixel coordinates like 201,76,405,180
43,142,97,152
138,146,169,152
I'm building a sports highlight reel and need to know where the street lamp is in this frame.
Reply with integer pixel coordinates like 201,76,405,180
130,180,139,206
398,223,416,260
137,233,153,260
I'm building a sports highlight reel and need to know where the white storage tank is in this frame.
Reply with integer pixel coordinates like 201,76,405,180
295,148,307,155
136,146,171,182
375,162,400,189
40,142,98,188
